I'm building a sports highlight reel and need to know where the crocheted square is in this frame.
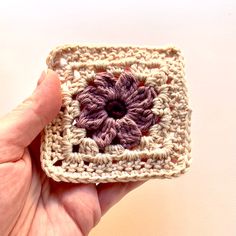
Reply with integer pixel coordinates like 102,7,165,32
40,44,192,183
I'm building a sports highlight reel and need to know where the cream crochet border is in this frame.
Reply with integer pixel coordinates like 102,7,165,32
40,44,192,183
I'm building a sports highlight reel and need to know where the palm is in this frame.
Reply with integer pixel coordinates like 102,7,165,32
0,71,144,236
0,136,143,236
28,136,101,236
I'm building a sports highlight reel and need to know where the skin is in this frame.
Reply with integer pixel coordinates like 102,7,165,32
0,70,144,236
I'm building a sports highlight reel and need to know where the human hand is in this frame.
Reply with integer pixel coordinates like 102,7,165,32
0,70,144,236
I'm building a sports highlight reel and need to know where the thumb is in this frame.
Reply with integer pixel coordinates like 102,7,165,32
0,70,62,148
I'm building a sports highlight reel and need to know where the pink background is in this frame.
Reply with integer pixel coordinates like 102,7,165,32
0,1,235,235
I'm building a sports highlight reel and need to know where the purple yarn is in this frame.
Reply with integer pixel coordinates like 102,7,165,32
76,72,157,149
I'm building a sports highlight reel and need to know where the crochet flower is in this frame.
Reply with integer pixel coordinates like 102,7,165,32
76,72,157,149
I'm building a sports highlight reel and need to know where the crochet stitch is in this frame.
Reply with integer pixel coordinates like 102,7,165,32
76,72,157,149
40,44,192,183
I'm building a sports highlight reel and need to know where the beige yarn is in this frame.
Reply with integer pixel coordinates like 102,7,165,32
40,44,192,183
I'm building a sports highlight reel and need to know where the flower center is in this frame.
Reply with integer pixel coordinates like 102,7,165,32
105,100,127,119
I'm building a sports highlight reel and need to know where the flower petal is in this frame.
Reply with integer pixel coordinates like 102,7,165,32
77,86,106,110
97,86,118,101
92,118,117,148
116,117,142,149
126,86,156,109
76,109,108,130
115,72,138,100
127,108,156,133
93,73,119,100
94,72,116,89
126,86,157,132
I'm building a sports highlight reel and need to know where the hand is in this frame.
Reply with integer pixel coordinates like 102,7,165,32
0,70,145,236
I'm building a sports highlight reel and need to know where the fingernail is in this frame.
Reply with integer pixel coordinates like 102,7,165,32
37,71,47,87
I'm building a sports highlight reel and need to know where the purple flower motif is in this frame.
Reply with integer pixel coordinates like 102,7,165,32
76,72,157,149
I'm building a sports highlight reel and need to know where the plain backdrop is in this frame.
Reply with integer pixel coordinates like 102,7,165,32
0,1,236,235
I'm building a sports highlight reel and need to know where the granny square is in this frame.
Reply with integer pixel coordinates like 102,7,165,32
40,44,192,183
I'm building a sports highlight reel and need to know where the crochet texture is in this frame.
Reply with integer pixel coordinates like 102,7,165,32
41,44,192,183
